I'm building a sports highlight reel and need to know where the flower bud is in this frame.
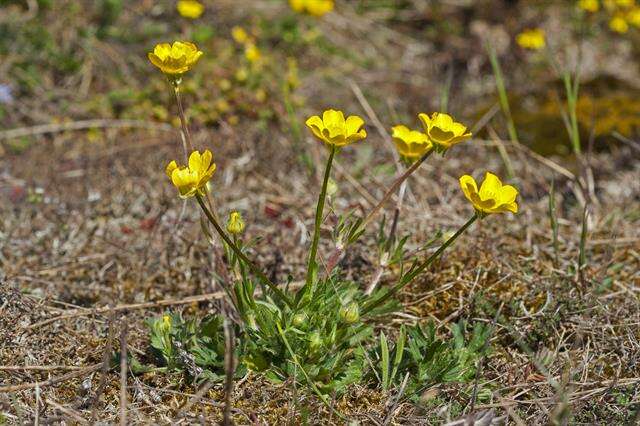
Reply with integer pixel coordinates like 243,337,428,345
292,312,307,327
308,331,322,350
339,302,360,324
226,211,245,235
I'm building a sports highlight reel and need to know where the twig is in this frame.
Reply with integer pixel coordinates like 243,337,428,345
382,372,410,425
119,320,128,426
347,79,402,171
174,380,216,420
90,307,117,421
0,365,86,371
0,363,102,393
0,119,172,140
28,291,227,330
45,399,89,425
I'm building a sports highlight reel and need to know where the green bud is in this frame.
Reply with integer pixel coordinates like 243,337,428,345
226,211,245,235
308,331,322,350
339,302,360,324
292,312,307,327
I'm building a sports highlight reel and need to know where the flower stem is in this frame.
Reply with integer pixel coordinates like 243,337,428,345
304,145,336,289
173,83,194,159
195,194,293,308
362,213,478,315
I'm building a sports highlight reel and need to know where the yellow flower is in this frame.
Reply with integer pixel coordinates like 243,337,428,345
578,0,599,12
609,15,629,32
148,41,203,77
305,109,367,148
391,125,432,163
227,211,245,234
166,150,216,198
289,0,334,17
516,28,546,50
244,43,261,63
459,172,519,215
231,26,250,44
176,0,204,19
417,112,472,151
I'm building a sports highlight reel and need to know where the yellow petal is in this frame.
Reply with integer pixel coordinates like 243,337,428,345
479,172,502,201
148,53,166,69
459,175,479,203
418,113,432,131
200,149,213,172
153,43,172,60
322,109,345,128
345,115,365,136
188,150,202,172
165,160,178,178
499,184,519,205
306,115,326,141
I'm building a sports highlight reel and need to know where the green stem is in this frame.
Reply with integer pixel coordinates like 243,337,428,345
563,72,581,154
487,44,519,145
305,145,336,288
362,214,478,315
195,194,293,308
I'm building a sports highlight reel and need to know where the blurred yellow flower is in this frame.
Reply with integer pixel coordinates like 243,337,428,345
245,43,261,63
516,28,546,50
227,211,246,234
391,125,432,162
615,0,633,7
166,150,216,198
305,109,367,148
289,0,334,17
609,15,629,32
628,7,640,26
177,0,204,19
578,0,600,12
148,41,203,77
232,26,250,44
417,112,471,151
459,172,519,215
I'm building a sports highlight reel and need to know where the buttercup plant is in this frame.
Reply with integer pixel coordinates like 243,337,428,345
145,40,520,409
